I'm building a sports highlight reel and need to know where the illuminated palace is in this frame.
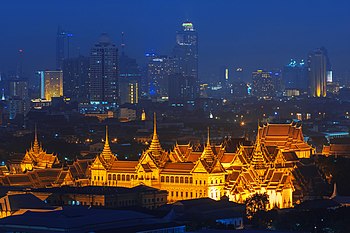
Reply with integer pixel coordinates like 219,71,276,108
90,115,314,208
9,127,59,174
0,116,315,209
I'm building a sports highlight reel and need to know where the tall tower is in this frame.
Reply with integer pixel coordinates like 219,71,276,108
308,48,327,97
119,32,141,104
56,26,66,70
89,33,119,104
62,56,90,102
173,21,199,101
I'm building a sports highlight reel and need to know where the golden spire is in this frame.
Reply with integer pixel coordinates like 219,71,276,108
201,127,215,162
101,125,113,161
207,126,210,146
149,112,162,153
251,123,266,173
33,124,40,154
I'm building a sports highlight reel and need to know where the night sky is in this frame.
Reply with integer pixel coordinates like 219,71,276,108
1,0,350,81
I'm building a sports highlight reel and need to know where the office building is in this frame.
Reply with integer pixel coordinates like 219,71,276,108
147,55,176,100
308,48,328,97
38,70,63,101
252,70,275,98
119,52,141,105
283,59,308,92
173,21,199,101
89,33,118,104
62,56,90,102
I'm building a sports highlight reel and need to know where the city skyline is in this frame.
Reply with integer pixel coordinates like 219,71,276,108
1,0,350,81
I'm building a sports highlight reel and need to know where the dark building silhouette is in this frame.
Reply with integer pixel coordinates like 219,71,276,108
118,35,141,105
173,21,199,101
308,48,328,97
252,70,275,98
147,55,176,100
62,56,90,102
89,33,118,104
283,59,308,92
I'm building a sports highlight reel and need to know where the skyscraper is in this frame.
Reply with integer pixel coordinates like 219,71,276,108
38,70,63,101
56,26,66,70
251,70,275,98
147,55,176,100
173,21,198,101
119,34,141,105
308,48,328,97
89,33,118,104
56,26,73,70
283,59,308,92
62,56,90,102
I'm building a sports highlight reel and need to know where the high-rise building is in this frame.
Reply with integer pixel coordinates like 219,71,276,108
173,21,199,101
251,70,275,98
147,55,176,100
308,48,328,97
283,59,308,92
38,70,63,101
89,33,118,104
56,26,73,70
62,56,90,102
119,40,141,105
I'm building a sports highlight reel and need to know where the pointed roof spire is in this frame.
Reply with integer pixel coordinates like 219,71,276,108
33,124,40,154
207,126,210,146
330,182,337,199
101,125,113,161
149,112,162,153
201,127,215,162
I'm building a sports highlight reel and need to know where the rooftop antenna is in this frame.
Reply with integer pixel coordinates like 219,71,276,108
121,32,125,56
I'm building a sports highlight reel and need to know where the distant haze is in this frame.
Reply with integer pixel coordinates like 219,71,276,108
0,0,349,81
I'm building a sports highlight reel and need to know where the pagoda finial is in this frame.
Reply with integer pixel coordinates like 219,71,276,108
105,125,109,146
101,125,113,161
149,112,162,154
33,124,40,154
153,112,158,136
207,127,210,146
330,182,337,199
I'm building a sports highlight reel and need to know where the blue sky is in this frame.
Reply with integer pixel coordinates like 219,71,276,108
1,0,349,81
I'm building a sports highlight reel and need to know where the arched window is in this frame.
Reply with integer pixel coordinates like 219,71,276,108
185,177,188,183
161,176,165,182
166,176,169,183
113,174,116,180
131,175,134,180
122,174,125,181
189,177,193,183
126,175,130,181
108,174,111,180
180,177,184,183
175,177,179,183
117,174,121,180
170,176,174,183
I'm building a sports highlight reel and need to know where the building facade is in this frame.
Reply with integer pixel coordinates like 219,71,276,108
38,71,63,101
308,48,328,97
62,56,90,102
173,22,199,101
89,33,118,104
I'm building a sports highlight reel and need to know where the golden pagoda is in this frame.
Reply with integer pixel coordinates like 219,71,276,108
20,126,59,172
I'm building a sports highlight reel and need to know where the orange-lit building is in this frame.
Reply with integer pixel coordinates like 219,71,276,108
90,114,227,202
38,70,63,101
8,127,59,174
0,117,316,209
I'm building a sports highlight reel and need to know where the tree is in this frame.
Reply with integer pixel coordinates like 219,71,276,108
245,193,269,220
